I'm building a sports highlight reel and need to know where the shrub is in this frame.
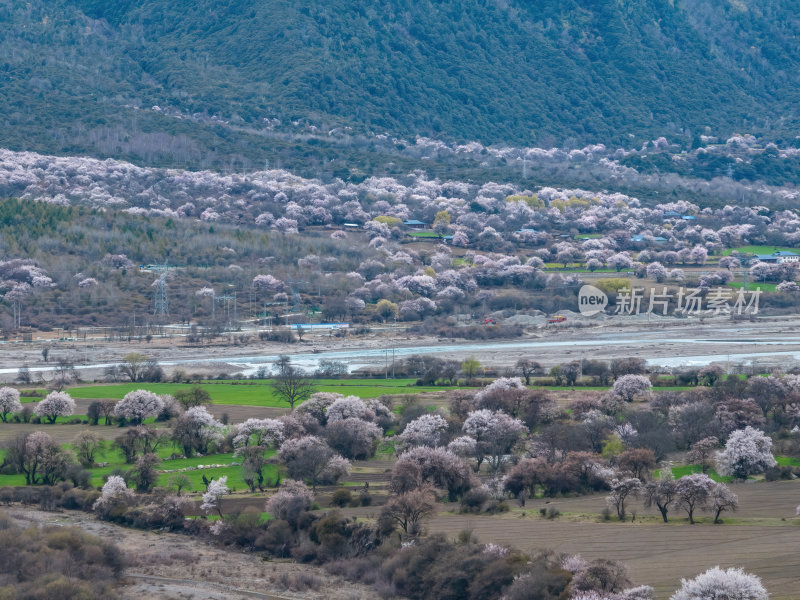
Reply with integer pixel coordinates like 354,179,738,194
331,489,353,507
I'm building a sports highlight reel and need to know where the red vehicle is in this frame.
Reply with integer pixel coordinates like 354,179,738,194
483,318,496,325
548,315,567,323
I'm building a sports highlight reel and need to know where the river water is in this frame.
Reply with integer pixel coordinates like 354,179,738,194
5,330,800,377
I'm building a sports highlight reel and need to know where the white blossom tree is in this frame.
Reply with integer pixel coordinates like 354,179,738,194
716,426,776,479
0,386,22,422
34,391,76,423
462,409,527,473
201,475,230,518
646,262,668,283
171,406,224,456
709,482,738,523
606,477,642,521
326,396,373,422
399,414,449,448
394,446,474,499
612,375,652,403
200,475,231,518
670,567,768,600
447,435,478,458
297,392,342,424
232,418,285,450
278,435,350,490
113,389,164,424
265,479,313,525
325,418,382,459
93,475,135,514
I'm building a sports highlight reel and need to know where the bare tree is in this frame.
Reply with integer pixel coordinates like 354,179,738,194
515,358,542,385
119,352,160,382
380,486,437,536
676,473,714,524
688,436,718,474
710,482,738,523
73,431,102,467
617,448,656,481
175,386,212,409
606,477,642,521
271,355,316,410
643,475,677,523
167,473,192,496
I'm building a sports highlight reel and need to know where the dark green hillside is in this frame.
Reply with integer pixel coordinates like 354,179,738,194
2,0,800,167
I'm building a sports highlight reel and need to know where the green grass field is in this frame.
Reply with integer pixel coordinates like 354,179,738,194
408,231,441,238
0,440,277,491
543,266,620,273
654,464,732,483
531,384,695,391
722,245,797,256
775,455,800,467
727,281,779,292
67,379,457,406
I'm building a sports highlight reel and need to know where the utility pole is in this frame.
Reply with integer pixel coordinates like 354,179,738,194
153,261,170,317
154,274,169,316
216,291,236,329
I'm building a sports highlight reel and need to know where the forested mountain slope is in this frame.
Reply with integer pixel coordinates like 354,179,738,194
3,0,800,168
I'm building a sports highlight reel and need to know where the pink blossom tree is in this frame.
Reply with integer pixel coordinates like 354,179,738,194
612,375,652,402
296,392,342,424
394,446,474,499
324,417,382,459
709,481,738,523
326,396,373,422
232,418,285,449
645,262,667,283
399,413,449,448
252,274,285,293
608,253,633,272
277,435,350,490
265,479,313,526
606,477,642,520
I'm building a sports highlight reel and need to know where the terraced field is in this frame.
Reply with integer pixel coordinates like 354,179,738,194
429,481,800,600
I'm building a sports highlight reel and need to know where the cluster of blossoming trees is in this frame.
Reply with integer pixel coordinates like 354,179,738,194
2,365,791,600
5,144,800,329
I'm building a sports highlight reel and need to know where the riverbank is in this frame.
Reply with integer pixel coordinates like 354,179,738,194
3,314,800,382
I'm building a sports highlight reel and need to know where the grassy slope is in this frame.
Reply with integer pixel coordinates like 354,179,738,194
0,442,277,491
3,0,800,167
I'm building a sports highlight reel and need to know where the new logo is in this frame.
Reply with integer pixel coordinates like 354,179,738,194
578,285,608,316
